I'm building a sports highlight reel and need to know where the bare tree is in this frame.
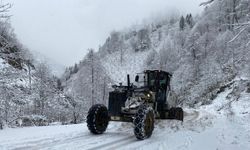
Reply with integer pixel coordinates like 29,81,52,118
0,2,12,19
89,49,95,105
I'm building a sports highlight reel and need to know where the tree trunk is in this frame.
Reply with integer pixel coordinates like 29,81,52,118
28,63,31,91
0,120,3,130
103,77,106,104
120,49,122,65
0,110,3,129
73,112,77,124
231,0,238,30
91,64,94,106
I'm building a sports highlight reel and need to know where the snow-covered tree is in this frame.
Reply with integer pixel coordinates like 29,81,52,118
179,16,185,30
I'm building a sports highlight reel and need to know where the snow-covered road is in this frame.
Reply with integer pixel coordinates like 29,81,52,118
0,111,200,150
1,89,250,150
0,110,249,150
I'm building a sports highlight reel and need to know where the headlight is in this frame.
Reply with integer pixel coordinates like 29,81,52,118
146,93,151,98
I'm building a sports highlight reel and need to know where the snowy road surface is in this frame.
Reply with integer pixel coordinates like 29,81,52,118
0,89,250,150
0,111,199,150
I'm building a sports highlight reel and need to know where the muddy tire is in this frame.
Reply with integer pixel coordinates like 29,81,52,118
87,104,109,134
134,105,155,140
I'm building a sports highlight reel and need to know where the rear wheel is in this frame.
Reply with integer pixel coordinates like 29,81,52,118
169,107,184,121
134,105,155,140
175,107,184,121
87,104,109,134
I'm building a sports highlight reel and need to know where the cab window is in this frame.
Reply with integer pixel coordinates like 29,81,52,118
159,73,167,89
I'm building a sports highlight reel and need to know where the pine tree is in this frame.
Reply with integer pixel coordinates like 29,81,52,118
186,14,194,28
179,16,185,30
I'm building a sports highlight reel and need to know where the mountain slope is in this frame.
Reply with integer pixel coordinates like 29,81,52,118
31,51,65,76
62,0,250,124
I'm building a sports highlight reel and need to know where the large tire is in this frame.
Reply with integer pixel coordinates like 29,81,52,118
175,107,184,121
134,105,155,140
169,107,184,121
87,104,109,134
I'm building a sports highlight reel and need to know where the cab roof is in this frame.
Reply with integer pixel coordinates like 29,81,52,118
144,70,172,77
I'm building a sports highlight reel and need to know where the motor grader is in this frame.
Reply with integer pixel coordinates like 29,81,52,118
87,70,184,140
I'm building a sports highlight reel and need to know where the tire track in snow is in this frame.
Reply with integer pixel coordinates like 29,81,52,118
69,129,133,150
85,115,197,150
86,136,135,150
11,133,90,150
8,111,200,150
184,110,200,122
48,130,132,150
12,128,132,150
39,132,119,150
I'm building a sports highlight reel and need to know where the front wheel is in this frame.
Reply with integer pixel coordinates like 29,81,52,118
87,104,109,134
133,105,155,140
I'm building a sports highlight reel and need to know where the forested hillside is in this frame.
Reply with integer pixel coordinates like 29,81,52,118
0,2,68,129
63,0,250,121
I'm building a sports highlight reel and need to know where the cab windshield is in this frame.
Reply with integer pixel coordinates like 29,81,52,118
147,71,168,90
148,72,156,87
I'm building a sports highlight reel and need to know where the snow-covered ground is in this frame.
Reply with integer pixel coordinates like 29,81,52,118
0,58,7,69
0,85,249,150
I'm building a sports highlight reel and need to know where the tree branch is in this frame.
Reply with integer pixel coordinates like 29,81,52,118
0,3,11,9
223,22,250,27
200,0,214,6
228,25,249,43
247,40,250,46
0,3,12,19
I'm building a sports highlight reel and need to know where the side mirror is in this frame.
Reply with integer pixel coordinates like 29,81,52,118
135,75,139,82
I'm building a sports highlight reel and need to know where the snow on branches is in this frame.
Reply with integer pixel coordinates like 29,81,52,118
228,23,250,43
0,2,12,19
200,0,214,6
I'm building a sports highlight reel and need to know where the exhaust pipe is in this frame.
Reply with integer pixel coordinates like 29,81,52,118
127,74,130,89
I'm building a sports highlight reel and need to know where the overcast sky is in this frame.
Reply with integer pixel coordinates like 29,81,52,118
9,0,204,66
